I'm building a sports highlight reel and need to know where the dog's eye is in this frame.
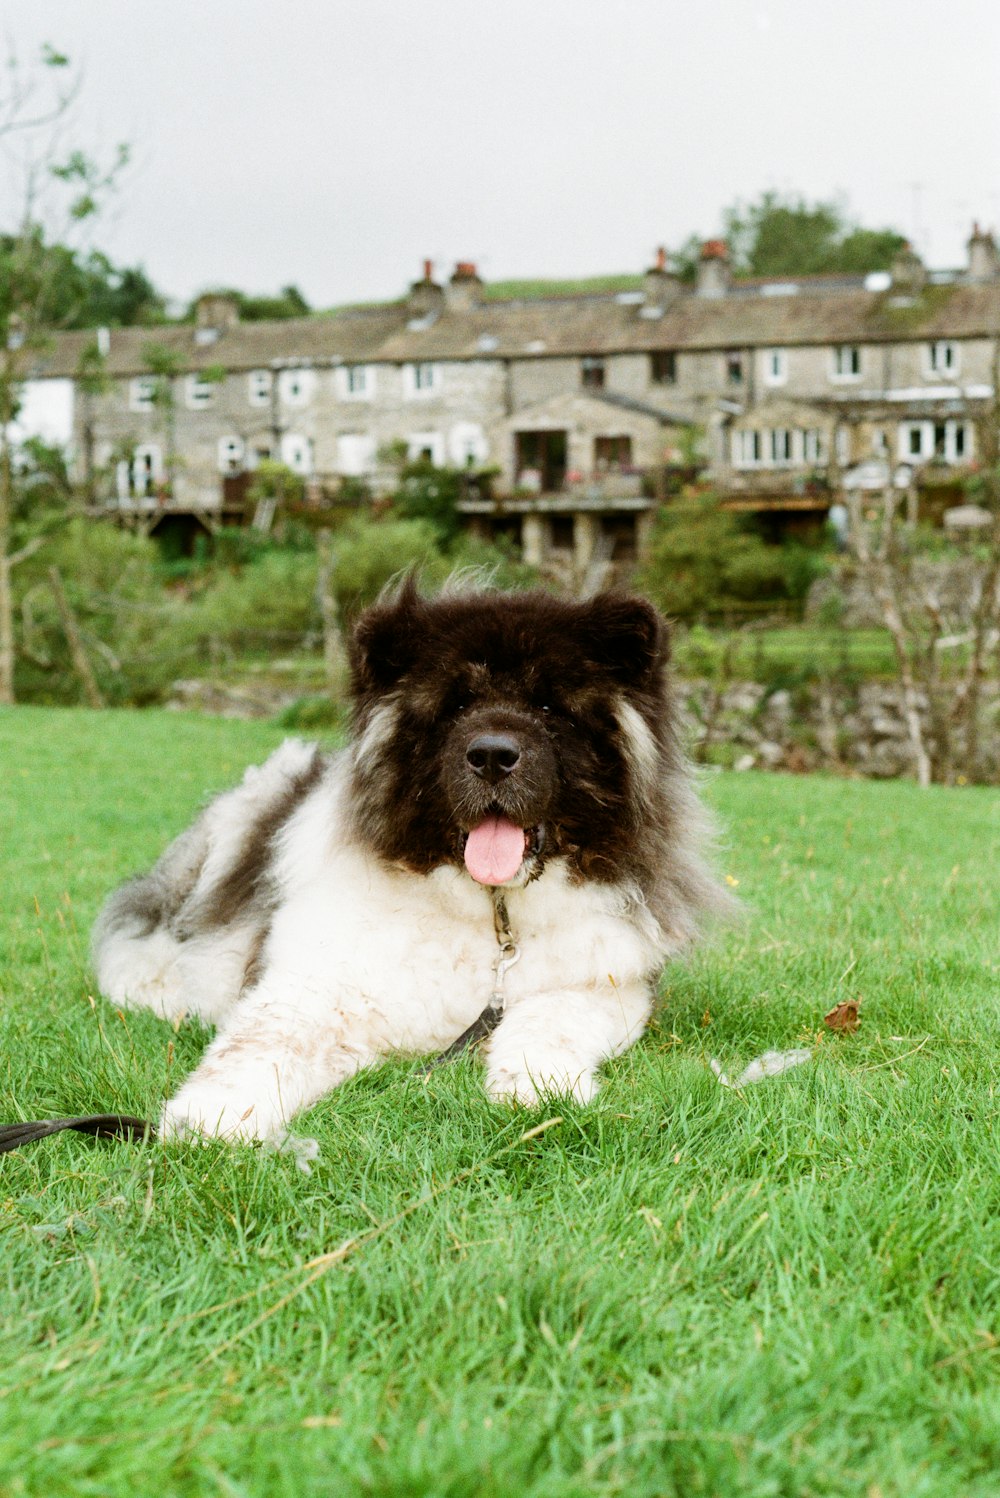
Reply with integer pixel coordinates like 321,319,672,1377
541,705,551,714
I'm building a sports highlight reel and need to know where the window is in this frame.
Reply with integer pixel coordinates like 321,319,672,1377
725,351,744,385
185,373,215,409
803,429,827,464
926,341,959,378
406,431,445,466
732,429,762,468
131,443,162,495
248,370,272,407
217,436,245,475
761,349,787,386
339,364,374,400
581,357,605,390
901,420,972,464
279,368,316,407
770,428,793,466
900,422,931,460
129,377,156,413
280,432,313,475
336,433,376,476
448,422,488,467
404,362,441,398
594,435,633,471
650,351,676,385
831,345,862,380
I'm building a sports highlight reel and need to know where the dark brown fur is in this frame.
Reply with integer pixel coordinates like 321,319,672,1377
348,582,683,906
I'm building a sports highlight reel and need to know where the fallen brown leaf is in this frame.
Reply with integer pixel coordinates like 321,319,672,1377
824,999,861,1033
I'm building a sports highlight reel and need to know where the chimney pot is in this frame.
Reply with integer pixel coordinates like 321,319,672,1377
422,258,434,282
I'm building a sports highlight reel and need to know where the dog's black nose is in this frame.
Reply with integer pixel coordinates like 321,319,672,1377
466,733,521,781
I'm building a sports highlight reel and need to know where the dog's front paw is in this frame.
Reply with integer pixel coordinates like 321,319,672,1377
160,1086,268,1144
485,1062,598,1108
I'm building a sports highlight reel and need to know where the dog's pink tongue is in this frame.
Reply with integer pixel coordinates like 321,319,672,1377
464,815,526,886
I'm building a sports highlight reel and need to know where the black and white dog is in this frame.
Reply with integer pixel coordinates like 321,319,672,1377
93,582,728,1142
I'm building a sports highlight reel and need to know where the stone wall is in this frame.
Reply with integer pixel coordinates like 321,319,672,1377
680,679,1000,782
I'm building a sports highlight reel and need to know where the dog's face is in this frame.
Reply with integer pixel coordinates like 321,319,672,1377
349,583,670,887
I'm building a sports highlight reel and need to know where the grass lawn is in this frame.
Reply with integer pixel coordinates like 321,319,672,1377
2,706,1000,1497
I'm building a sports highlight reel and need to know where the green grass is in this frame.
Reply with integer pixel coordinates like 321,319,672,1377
672,624,900,682
2,706,1000,1497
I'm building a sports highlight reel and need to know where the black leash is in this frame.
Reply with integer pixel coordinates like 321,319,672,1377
0,1114,152,1156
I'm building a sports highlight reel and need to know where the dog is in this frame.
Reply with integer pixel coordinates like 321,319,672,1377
92,580,729,1143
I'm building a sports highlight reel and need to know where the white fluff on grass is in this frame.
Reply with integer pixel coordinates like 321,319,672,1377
710,1048,814,1090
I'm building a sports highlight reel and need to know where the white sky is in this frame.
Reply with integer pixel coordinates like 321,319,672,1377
3,0,1000,308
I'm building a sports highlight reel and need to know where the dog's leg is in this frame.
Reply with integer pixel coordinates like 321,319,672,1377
483,981,652,1106
160,984,375,1143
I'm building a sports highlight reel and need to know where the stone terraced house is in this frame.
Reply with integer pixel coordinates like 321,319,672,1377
16,227,1000,573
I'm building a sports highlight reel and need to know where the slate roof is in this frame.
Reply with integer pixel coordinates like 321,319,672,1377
24,280,1000,380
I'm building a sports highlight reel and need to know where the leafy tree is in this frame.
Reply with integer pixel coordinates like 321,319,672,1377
0,42,130,702
0,237,166,328
389,457,465,545
723,192,906,278
636,492,823,618
184,284,311,322
671,193,906,282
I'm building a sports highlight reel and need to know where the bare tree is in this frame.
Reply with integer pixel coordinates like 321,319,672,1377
844,363,1000,785
0,42,128,703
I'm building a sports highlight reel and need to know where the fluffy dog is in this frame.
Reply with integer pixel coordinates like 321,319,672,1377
93,581,729,1142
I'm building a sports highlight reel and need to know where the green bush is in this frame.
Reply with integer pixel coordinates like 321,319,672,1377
13,519,191,705
636,493,824,618
189,550,320,648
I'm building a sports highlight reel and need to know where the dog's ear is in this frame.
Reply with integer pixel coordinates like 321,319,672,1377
579,595,669,686
351,576,422,694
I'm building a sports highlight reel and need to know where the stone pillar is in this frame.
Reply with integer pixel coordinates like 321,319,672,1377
521,513,546,567
573,511,600,575
636,509,656,559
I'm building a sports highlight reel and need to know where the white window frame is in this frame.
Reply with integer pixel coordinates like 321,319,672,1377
448,422,488,467
335,432,377,476
803,429,827,465
129,376,156,413
132,442,163,495
732,429,762,469
898,421,933,461
769,428,794,467
278,368,316,408
948,420,971,463
217,436,245,474
248,369,272,408
403,362,441,399
336,364,375,401
406,430,446,466
830,345,862,382
280,432,314,475
925,341,959,379
185,373,216,410
761,349,788,387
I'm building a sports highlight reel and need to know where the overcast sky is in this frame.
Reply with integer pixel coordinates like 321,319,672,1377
4,0,1000,309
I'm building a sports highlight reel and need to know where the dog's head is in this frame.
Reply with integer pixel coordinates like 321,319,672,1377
348,580,671,887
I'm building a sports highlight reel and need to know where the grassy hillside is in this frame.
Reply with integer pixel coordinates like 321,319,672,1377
2,706,999,1496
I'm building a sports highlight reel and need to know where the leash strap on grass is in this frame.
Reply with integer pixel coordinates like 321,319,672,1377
0,1114,152,1155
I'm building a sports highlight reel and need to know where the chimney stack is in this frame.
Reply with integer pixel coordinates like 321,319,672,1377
696,240,730,299
643,246,683,312
408,259,444,318
965,223,1000,284
194,292,240,334
445,260,484,313
890,242,927,297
